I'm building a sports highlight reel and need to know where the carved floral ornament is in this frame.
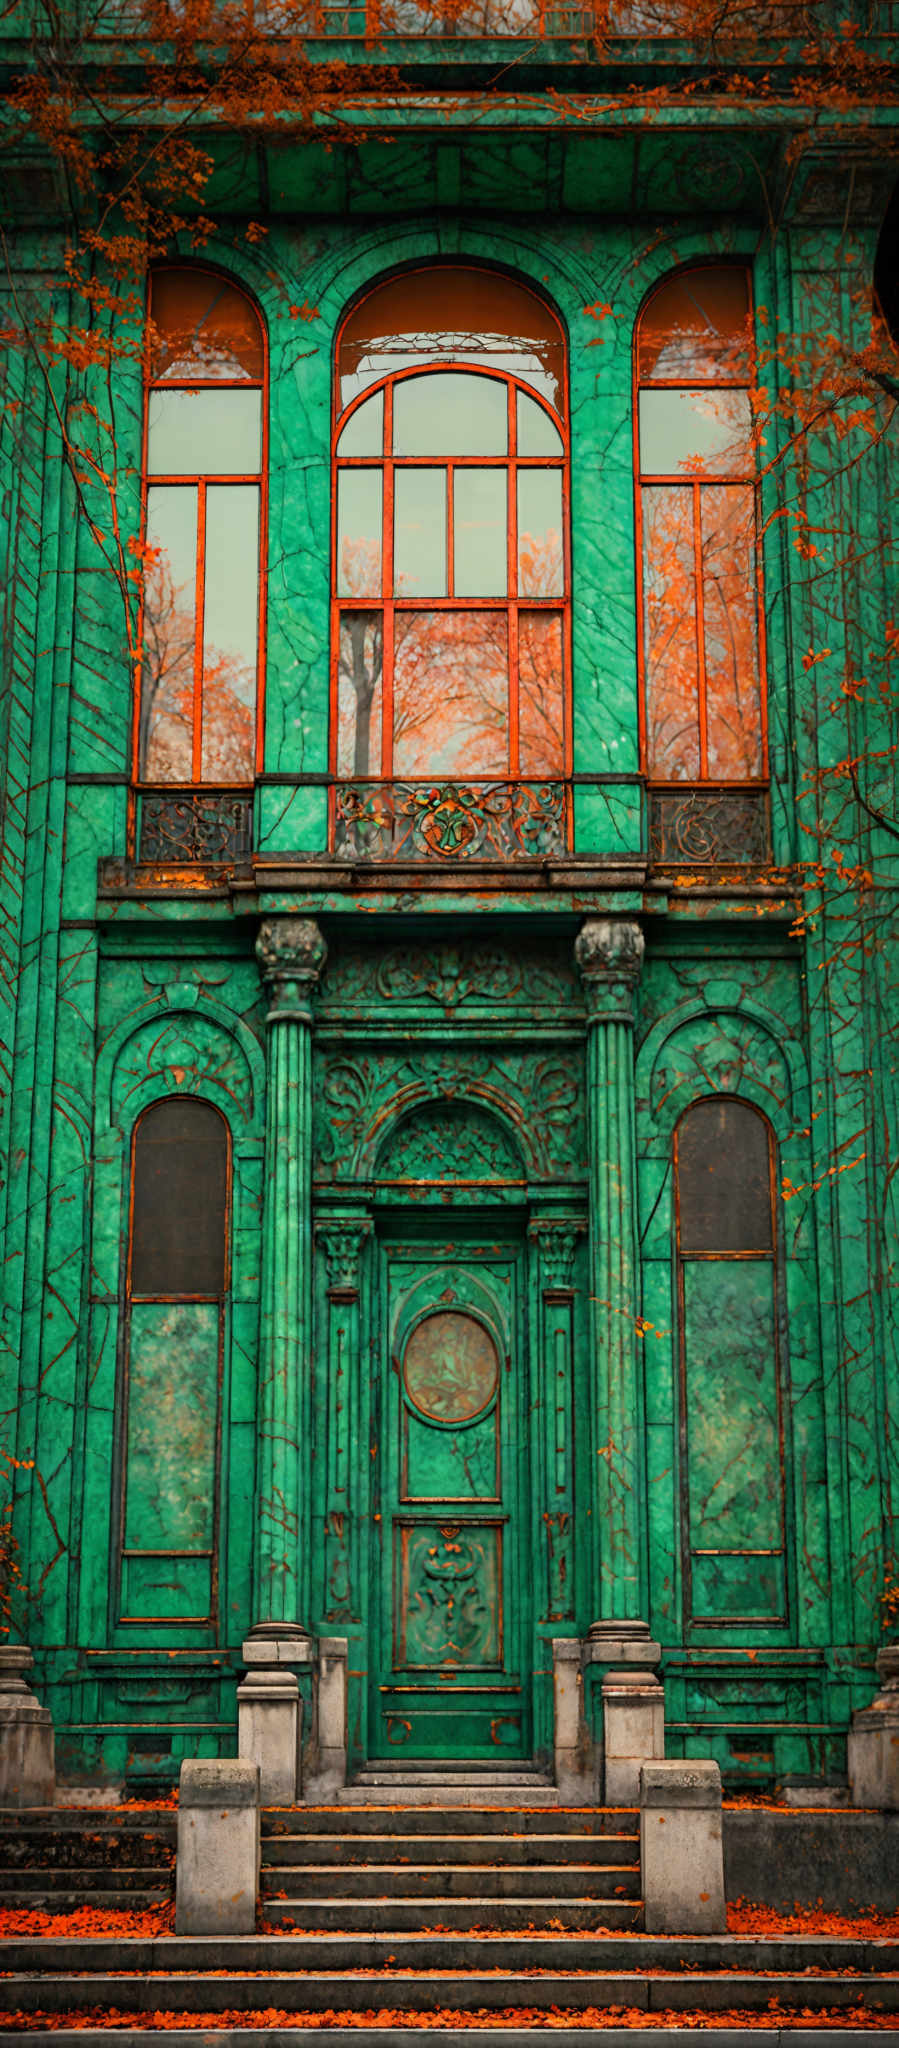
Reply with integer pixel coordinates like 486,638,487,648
528,1221,583,1290
256,917,327,1017
317,1219,370,1292
574,919,645,1024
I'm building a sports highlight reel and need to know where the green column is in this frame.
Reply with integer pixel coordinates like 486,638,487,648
252,915,327,1634
575,917,646,1627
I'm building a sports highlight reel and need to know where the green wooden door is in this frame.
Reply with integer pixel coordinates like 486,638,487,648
371,1237,529,1761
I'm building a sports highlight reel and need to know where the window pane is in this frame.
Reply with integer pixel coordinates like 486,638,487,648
519,613,564,774
150,268,264,384
337,470,383,597
517,390,563,456
141,484,197,782
453,468,507,596
677,1098,773,1253
639,388,753,478
394,468,447,596
393,612,508,776
393,373,507,457
337,390,383,458
131,1098,228,1294
682,1260,782,1555
147,389,262,476
124,1301,219,1552
201,484,258,782
638,267,751,383
338,611,383,776
701,485,763,779
518,470,563,596
338,265,564,412
642,483,700,780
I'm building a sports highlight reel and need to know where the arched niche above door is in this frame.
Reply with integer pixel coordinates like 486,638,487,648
375,1101,526,1191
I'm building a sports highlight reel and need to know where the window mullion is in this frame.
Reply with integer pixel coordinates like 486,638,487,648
693,480,707,781
382,383,394,779
193,478,207,784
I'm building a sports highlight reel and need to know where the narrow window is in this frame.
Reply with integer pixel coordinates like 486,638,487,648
117,1098,229,1629
674,1098,788,1630
332,265,570,859
636,266,768,862
136,267,265,861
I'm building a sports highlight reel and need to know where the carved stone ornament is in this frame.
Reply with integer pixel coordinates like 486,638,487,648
256,917,327,1017
318,1220,370,1292
529,1221,582,1290
575,919,644,1023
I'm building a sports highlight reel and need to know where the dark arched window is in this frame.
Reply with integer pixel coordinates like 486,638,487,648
674,1097,787,1630
636,266,768,863
117,1098,230,1629
331,265,570,858
136,267,265,861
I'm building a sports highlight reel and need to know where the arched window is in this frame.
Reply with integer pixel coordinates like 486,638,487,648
332,266,570,859
117,1098,230,1629
636,266,768,863
674,1097,787,1631
136,267,265,862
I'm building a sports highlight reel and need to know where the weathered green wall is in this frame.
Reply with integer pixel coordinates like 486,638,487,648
1,112,897,1789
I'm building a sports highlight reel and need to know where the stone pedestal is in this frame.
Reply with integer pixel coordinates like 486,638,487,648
585,1619,664,1804
176,1759,259,1934
306,1636,348,1800
640,1759,726,1933
238,1669,301,1808
0,1646,55,1808
848,1645,899,1810
603,1669,665,1805
552,1639,593,1802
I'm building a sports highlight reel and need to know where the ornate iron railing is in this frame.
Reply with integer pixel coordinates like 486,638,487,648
648,786,769,865
334,779,569,860
138,788,253,864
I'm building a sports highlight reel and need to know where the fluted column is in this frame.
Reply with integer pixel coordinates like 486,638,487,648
575,917,646,1628
252,915,327,1635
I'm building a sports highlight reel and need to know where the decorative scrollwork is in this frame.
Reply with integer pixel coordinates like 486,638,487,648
649,789,769,866
139,791,252,864
334,780,567,861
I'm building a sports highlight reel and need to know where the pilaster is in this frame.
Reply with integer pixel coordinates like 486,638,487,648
575,916,646,1626
251,915,327,1635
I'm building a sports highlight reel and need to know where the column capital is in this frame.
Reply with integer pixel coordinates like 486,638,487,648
317,1217,371,1294
575,918,644,1024
528,1219,583,1290
256,917,327,1020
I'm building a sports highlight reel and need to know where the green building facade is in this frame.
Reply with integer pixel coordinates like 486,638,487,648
1,2,897,1795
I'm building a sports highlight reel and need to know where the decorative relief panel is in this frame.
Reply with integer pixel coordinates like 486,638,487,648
334,780,566,862
312,1048,586,1181
403,1312,499,1424
649,788,768,866
139,791,253,864
319,940,581,1014
395,1522,502,1670
378,1106,525,1184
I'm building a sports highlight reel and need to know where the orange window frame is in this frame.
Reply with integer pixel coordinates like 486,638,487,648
633,261,769,792
131,266,268,842
329,282,572,833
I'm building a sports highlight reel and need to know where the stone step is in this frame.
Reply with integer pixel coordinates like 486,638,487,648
0,2033,890,2048
3,1970,898,2018
263,1806,632,1836
336,1784,563,1805
6,1933,897,1972
1,1866,173,1892
260,1862,641,1900
261,1831,639,1866
262,1895,643,1930
0,1890,172,1914
351,1771,553,1788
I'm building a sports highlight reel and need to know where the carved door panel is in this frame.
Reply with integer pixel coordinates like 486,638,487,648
372,1240,529,1760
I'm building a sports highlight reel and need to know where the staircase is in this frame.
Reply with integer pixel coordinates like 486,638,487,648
1,1794,898,2039
261,1792,642,1931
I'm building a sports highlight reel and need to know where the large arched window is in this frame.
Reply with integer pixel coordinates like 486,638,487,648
116,1098,230,1630
674,1097,787,1632
636,266,768,864
136,266,265,862
332,266,570,859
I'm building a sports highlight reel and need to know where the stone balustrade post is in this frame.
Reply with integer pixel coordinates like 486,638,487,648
575,917,647,1628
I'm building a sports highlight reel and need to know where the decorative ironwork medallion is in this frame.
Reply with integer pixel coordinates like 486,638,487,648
403,1311,499,1424
334,780,567,860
